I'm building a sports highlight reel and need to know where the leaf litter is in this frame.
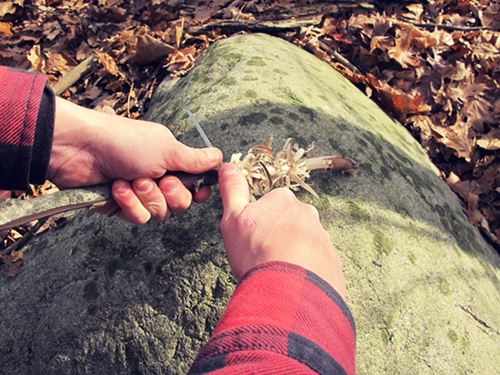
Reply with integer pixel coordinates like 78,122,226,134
1,0,500,274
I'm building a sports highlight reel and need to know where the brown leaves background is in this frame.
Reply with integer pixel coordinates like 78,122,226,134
309,1,500,248
0,0,499,255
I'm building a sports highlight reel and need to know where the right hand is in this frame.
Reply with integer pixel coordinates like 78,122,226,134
218,163,347,298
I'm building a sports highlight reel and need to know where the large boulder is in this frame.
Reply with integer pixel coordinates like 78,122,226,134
1,33,499,374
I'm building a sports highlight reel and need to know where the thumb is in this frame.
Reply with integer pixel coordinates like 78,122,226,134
167,142,223,173
218,163,250,217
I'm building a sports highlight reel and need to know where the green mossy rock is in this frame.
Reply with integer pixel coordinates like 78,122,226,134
1,33,499,374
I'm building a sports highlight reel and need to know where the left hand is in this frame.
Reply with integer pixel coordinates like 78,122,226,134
49,97,223,224
218,163,346,297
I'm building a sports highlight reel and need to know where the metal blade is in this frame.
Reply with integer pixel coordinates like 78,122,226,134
182,102,213,148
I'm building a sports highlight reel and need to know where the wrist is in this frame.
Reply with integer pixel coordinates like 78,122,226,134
49,98,102,183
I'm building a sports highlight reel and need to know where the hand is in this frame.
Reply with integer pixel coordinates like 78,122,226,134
218,163,347,298
49,97,222,224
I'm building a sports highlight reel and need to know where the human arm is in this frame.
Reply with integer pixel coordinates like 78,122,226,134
0,66,222,224
188,163,356,374
50,97,222,223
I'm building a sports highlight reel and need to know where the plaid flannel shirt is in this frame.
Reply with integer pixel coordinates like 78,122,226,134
189,261,356,374
0,66,54,190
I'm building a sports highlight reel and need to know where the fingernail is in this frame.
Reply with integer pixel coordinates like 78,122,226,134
161,178,179,195
205,147,223,164
222,163,240,174
137,179,154,193
114,180,129,197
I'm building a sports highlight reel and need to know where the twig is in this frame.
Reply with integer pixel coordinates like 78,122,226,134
318,40,364,75
306,156,359,175
0,218,47,255
187,2,375,36
188,19,313,35
51,54,97,95
402,19,492,31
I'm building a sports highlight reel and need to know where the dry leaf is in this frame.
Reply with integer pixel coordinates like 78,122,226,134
0,251,24,277
127,33,175,65
97,52,121,76
175,17,185,49
0,21,13,37
27,44,45,72
433,123,476,162
482,4,500,30
477,129,500,151
387,26,423,68
0,2,17,18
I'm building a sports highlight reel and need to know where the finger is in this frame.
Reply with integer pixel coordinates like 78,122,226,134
0,190,11,199
165,144,223,173
112,179,152,224
132,178,168,221
92,200,120,217
218,163,250,217
193,186,213,203
159,175,193,215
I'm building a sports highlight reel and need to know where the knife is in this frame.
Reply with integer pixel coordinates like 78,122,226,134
0,105,218,231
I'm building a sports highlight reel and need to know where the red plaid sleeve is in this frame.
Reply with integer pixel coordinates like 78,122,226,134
0,66,55,190
189,261,356,375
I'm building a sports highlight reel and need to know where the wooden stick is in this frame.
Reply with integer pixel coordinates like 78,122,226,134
401,19,492,31
0,171,218,231
51,54,97,95
0,156,358,231
306,156,359,174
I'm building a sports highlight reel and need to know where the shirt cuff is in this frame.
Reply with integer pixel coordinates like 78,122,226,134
189,261,356,375
0,66,54,190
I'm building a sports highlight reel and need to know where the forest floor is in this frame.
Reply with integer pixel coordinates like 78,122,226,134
1,0,499,256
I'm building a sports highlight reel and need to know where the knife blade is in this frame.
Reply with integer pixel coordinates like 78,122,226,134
182,102,213,148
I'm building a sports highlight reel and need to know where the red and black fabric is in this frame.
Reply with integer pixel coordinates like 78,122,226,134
188,261,356,375
0,66,55,190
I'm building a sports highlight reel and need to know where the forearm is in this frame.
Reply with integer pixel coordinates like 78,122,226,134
0,66,55,190
189,261,356,375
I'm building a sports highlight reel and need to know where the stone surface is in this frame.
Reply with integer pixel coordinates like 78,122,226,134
1,33,499,374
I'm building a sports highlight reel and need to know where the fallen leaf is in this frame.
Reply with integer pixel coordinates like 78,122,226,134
127,33,175,65
45,51,75,76
446,171,484,197
27,44,46,72
175,17,185,49
387,25,424,68
462,96,494,133
165,45,197,74
0,2,17,18
0,252,24,277
433,123,476,162
97,52,121,76
481,4,500,30
0,21,13,37
445,171,487,229
477,129,500,151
